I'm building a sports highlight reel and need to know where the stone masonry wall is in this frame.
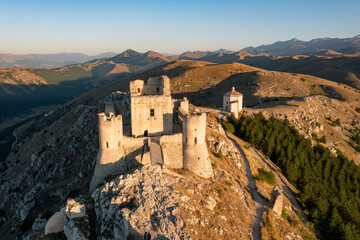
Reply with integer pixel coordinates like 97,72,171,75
160,133,183,169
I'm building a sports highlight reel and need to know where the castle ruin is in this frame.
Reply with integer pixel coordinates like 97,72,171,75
90,76,213,191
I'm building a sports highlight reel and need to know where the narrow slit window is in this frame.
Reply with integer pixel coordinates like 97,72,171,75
150,109,155,117
106,142,109,148
194,137,197,144
156,87,160,93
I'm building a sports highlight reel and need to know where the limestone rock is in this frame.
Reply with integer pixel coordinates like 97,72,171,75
92,165,190,240
64,198,90,240
64,217,90,240
203,195,217,211
45,208,65,235
270,187,283,216
65,198,87,219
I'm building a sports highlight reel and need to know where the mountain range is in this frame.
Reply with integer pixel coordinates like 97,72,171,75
1,35,359,69
242,35,360,56
0,52,117,68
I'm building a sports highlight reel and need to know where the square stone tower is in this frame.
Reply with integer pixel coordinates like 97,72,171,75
130,76,173,137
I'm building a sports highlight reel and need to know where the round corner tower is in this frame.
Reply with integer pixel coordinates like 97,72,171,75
98,112,123,151
182,112,213,178
90,112,124,192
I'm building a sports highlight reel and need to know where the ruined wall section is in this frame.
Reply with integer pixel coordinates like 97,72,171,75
130,80,144,96
174,97,189,126
90,113,125,192
123,136,150,167
104,91,131,124
130,76,170,96
182,112,213,178
131,95,173,137
160,133,183,169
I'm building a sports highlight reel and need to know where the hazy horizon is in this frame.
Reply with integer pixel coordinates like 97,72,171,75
1,0,359,55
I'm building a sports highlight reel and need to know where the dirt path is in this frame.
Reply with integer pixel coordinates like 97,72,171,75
227,134,265,240
250,147,307,220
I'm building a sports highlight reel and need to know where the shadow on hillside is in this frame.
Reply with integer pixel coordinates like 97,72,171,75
319,85,345,101
0,70,132,123
190,54,360,90
172,71,306,109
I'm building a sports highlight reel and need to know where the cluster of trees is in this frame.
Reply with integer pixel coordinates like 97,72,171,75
226,113,360,240
351,132,360,152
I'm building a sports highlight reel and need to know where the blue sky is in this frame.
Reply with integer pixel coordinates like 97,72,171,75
0,0,359,54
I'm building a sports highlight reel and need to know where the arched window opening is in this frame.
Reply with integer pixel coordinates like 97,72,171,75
137,88,141,93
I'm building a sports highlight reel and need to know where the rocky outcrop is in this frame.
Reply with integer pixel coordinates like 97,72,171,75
91,165,190,240
64,198,90,240
270,187,283,216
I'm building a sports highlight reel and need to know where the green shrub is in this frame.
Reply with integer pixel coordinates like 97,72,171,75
221,121,235,133
255,168,275,185
332,118,341,127
213,151,224,159
319,135,327,143
281,209,288,219
216,188,223,197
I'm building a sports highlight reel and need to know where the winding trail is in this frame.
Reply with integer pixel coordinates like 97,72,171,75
227,133,265,240
250,147,307,220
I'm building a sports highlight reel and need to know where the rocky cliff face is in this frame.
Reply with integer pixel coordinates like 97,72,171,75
0,92,128,239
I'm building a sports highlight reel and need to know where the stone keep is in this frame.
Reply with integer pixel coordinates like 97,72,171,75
183,112,213,178
90,112,125,191
223,86,243,119
130,76,173,137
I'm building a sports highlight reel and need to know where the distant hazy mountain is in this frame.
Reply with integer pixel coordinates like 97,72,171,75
0,52,118,68
0,49,170,127
242,35,360,56
213,48,235,54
